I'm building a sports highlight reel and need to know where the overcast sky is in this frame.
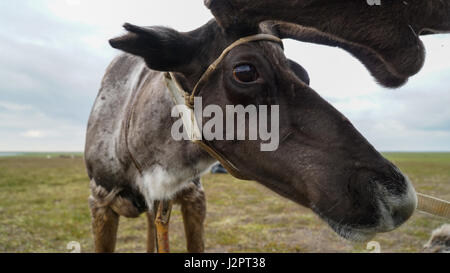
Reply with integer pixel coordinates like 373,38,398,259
1,0,449,152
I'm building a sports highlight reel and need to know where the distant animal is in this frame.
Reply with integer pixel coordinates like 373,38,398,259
85,0,450,252
423,224,450,253
211,163,228,174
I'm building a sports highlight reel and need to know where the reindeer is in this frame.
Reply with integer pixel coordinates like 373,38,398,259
85,0,450,253
423,224,450,253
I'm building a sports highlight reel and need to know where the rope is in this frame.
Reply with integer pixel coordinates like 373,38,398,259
417,193,450,219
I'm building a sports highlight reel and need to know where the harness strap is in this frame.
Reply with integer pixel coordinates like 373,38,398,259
124,90,145,175
125,34,282,178
165,71,251,180
164,34,283,180
187,34,283,108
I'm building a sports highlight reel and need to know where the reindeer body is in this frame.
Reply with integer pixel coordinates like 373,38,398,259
85,54,215,252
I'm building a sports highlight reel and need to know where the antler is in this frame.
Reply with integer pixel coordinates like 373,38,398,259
205,0,450,88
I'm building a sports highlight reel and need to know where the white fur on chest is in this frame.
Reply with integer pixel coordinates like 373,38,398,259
137,165,189,206
136,162,214,210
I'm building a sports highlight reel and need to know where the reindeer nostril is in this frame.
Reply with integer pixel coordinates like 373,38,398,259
377,174,417,230
391,199,416,227
374,172,408,196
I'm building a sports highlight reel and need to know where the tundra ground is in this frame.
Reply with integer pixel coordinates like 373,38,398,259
0,153,448,253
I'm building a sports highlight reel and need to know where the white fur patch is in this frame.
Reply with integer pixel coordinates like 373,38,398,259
136,159,215,210
136,164,209,211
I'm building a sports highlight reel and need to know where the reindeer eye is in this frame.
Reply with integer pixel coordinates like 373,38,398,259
233,64,259,83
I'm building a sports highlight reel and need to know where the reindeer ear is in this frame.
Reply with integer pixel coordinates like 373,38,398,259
206,0,450,88
109,23,198,72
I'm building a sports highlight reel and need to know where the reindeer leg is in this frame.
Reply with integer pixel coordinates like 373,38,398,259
89,196,120,253
178,179,206,253
146,209,157,253
155,200,173,253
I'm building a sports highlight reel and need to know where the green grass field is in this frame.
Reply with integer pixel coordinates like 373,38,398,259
0,153,448,253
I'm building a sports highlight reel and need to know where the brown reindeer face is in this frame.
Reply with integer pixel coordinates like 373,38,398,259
109,0,449,241
196,39,417,241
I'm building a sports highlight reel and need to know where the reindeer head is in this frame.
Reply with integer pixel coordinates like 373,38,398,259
109,0,449,241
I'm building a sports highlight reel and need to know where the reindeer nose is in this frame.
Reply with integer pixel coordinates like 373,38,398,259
375,173,417,231
391,195,416,227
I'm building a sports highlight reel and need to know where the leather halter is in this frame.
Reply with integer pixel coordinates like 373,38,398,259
164,34,283,180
